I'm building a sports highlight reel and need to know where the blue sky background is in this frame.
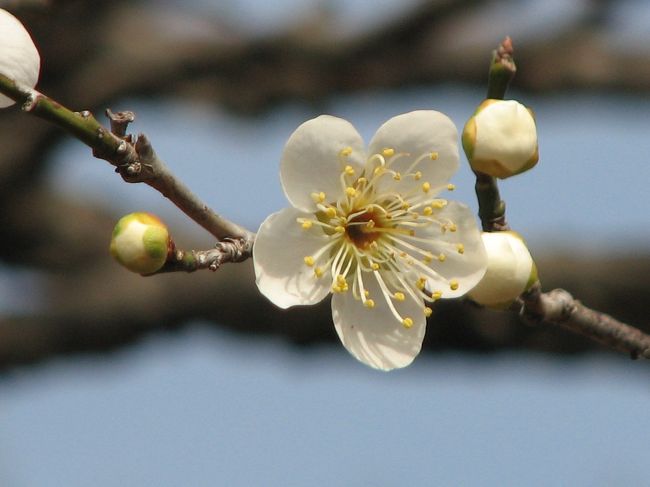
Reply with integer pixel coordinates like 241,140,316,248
2,1,650,486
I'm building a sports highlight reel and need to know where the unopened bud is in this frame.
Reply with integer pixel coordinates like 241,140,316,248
462,99,538,179
468,231,537,309
0,9,41,108
110,212,171,274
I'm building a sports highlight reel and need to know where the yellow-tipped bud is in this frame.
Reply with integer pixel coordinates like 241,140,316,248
462,99,538,179
468,231,537,309
109,212,171,274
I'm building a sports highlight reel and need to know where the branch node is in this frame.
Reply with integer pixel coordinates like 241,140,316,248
106,109,135,137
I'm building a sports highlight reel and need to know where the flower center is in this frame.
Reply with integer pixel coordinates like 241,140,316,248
345,209,383,250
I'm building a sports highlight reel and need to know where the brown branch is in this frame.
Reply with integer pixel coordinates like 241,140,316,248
521,284,650,359
0,76,255,262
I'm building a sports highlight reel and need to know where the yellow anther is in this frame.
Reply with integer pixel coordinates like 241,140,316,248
314,267,324,278
332,285,342,293
335,225,345,233
345,187,357,197
456,243,465,254
340,147,352,157
336,275,347,286
438,253,446,262
431,290,442,300
430,152,439,160
448,223,457,233
369,241,379,251
447,183,456,191
402,317,414,329
394,292,406,301
374,166,386,176
365,220,376,229
382,148,395,158
424,306,433,317
400,252,407,258
416,278,426,291
402,202,410,210
449,280,459,291
414,171,422,180
311,192,326,203
422,206,433,216
303,256,315,267
325,207,337,218
364,290,370,297
431,199,447,209
423,253,433,264
364,299,376,309
356,177,367,186
393,172,402,181
422,182,431,193
300,219,313,230
344,165,355,176
371,262,380,271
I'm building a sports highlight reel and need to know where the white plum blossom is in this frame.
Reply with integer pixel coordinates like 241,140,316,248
254,111,487,370
0,8,40,108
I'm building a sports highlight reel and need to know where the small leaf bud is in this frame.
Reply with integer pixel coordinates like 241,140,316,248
468,231,537,309
110,212,171,274
0,9,41,108
462,99,538,179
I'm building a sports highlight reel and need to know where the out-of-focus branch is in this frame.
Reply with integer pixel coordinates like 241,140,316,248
0,74,255,260
522,284,650,359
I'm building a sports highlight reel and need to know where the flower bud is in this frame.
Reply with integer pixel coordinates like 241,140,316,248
462,99,538,179
110,213,171,274
0,9,41,108
468,231,537,309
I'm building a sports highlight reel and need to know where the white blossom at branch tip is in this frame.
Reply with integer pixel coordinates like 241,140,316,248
0,8,41,108
468,231,537,309
462,99,538,179
254,111,487,370
110,212,170,275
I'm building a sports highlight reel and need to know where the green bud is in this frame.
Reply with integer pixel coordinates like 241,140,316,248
110,212,171,274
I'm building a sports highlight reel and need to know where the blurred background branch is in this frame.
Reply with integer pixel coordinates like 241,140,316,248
1,0,649,371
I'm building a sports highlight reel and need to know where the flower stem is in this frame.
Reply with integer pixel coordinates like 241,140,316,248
474,36,516,232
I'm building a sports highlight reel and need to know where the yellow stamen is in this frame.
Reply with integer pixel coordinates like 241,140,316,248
424,306,432,317
314,267,324,278
344,165,355,176
335,225,345,233
382,148,395,158
340,147,352,157
371,263,380,271
450,280,459,291
438,253,446,262
345,187,357,197
393,172,402,181
303,256,315,267
311,192,326,203
422,182,431,193
431,290,442,300
422,206,433,216
414,171,422,180
364,299,375,309
394,292,406,301
456,243,465,254
447,183,456,191
325,207,337,218
416,277,427,290
402,317,414,329
431,199,447,209
430,152,439,160
300,220,313,230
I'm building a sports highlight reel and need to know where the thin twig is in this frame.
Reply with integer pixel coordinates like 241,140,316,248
521,284,650,359
156,238,252,274
0,74,255,262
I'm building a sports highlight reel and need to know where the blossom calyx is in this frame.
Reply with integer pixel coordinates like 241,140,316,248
468,231,537,309
0,9,40,108
462,99,538,179
110,212,171,275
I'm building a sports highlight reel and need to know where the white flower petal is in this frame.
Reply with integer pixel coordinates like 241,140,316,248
0,9,40,108
415,201,487,298
281,115,366,212
332,274,426,371
253,207,332,309
367,110,459,195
